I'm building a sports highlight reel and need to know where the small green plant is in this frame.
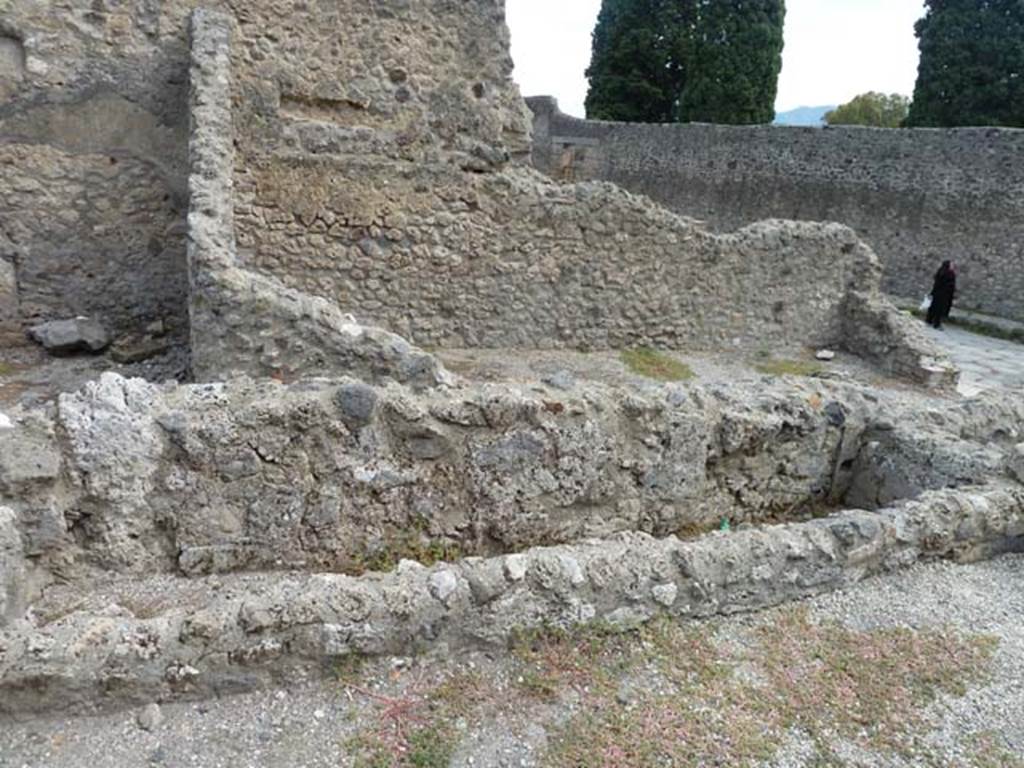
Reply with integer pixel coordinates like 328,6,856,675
333,653,368,684
620,348,695,382
348,515,465,576
516,667,562,701
406,728,457,768
345,668,485,767
754,357,824,377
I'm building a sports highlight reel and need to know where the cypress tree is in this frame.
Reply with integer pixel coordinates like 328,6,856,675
584,0,786,125
584,0,692,122
907,0,1024,127
677,0,786,124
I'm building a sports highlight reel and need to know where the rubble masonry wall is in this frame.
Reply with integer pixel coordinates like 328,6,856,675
528,96,1024,322
3,1,946,378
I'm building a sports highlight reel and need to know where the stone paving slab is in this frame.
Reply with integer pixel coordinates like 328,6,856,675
923,324,1024,397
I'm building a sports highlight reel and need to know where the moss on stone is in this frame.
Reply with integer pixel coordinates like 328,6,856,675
620,348,695,382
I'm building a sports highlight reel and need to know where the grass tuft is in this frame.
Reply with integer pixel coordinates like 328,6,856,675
346,670,484,768
346,515,464,575
620,348,694,382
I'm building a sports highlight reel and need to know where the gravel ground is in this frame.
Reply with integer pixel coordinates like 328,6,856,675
3,554,1022,768
762,554,1024,767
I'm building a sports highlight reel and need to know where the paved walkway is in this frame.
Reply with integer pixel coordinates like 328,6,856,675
923,325,1024,397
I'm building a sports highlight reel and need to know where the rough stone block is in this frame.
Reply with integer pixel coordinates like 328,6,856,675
0,421,61,493
28,318,110,355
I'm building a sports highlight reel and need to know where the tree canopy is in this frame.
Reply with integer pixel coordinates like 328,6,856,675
584,0,691,122
584,0,786,125
676,0,786,124
906,0,1024,127
824,92,910,128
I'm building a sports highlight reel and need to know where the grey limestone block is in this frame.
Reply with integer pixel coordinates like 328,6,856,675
27,317,110,355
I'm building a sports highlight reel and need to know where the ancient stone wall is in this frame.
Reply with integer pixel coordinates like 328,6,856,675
2,0,948,384
1,368,1022,714
183,2,943,381
528,97,1024,321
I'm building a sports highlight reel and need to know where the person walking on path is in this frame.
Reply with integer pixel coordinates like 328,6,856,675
926,260,957,329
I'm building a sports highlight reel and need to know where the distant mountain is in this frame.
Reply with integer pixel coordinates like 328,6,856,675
773,105,835,126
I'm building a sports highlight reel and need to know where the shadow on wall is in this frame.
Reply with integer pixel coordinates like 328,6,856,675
0,115,189,342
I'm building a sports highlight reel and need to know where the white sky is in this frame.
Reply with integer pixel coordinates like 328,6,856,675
507,0,927,116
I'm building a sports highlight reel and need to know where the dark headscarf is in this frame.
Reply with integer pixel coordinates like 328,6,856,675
933,260,957,294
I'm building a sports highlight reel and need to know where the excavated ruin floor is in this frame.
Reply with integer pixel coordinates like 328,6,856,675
0,345,186,409
437,344,930,397
2,329,1023,766
2,554,1021,768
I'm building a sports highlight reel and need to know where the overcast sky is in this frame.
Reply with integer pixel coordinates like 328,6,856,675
507,0,927,116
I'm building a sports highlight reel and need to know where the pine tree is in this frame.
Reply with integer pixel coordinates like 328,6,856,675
677,0,786,124
906,0,1024,127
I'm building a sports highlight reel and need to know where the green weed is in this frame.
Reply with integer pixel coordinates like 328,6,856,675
620,348,695,382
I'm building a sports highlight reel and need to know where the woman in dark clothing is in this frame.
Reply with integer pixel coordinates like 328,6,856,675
926,260,957,329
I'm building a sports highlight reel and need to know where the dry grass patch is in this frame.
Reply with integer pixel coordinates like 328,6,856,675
339,608,1003,768
753,609,997,760
972,731,1024,768
621,348,695,382
540,608,998,767
345,669,487,768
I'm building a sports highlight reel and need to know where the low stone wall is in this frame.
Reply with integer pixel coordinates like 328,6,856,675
528,97,1024,322
2,482,1022,715
0,366,1020,713
0,370,1016,601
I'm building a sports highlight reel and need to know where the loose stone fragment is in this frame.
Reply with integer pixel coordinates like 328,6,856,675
28,318,110,355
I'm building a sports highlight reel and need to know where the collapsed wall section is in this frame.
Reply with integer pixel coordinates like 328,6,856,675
528,97,1024,322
